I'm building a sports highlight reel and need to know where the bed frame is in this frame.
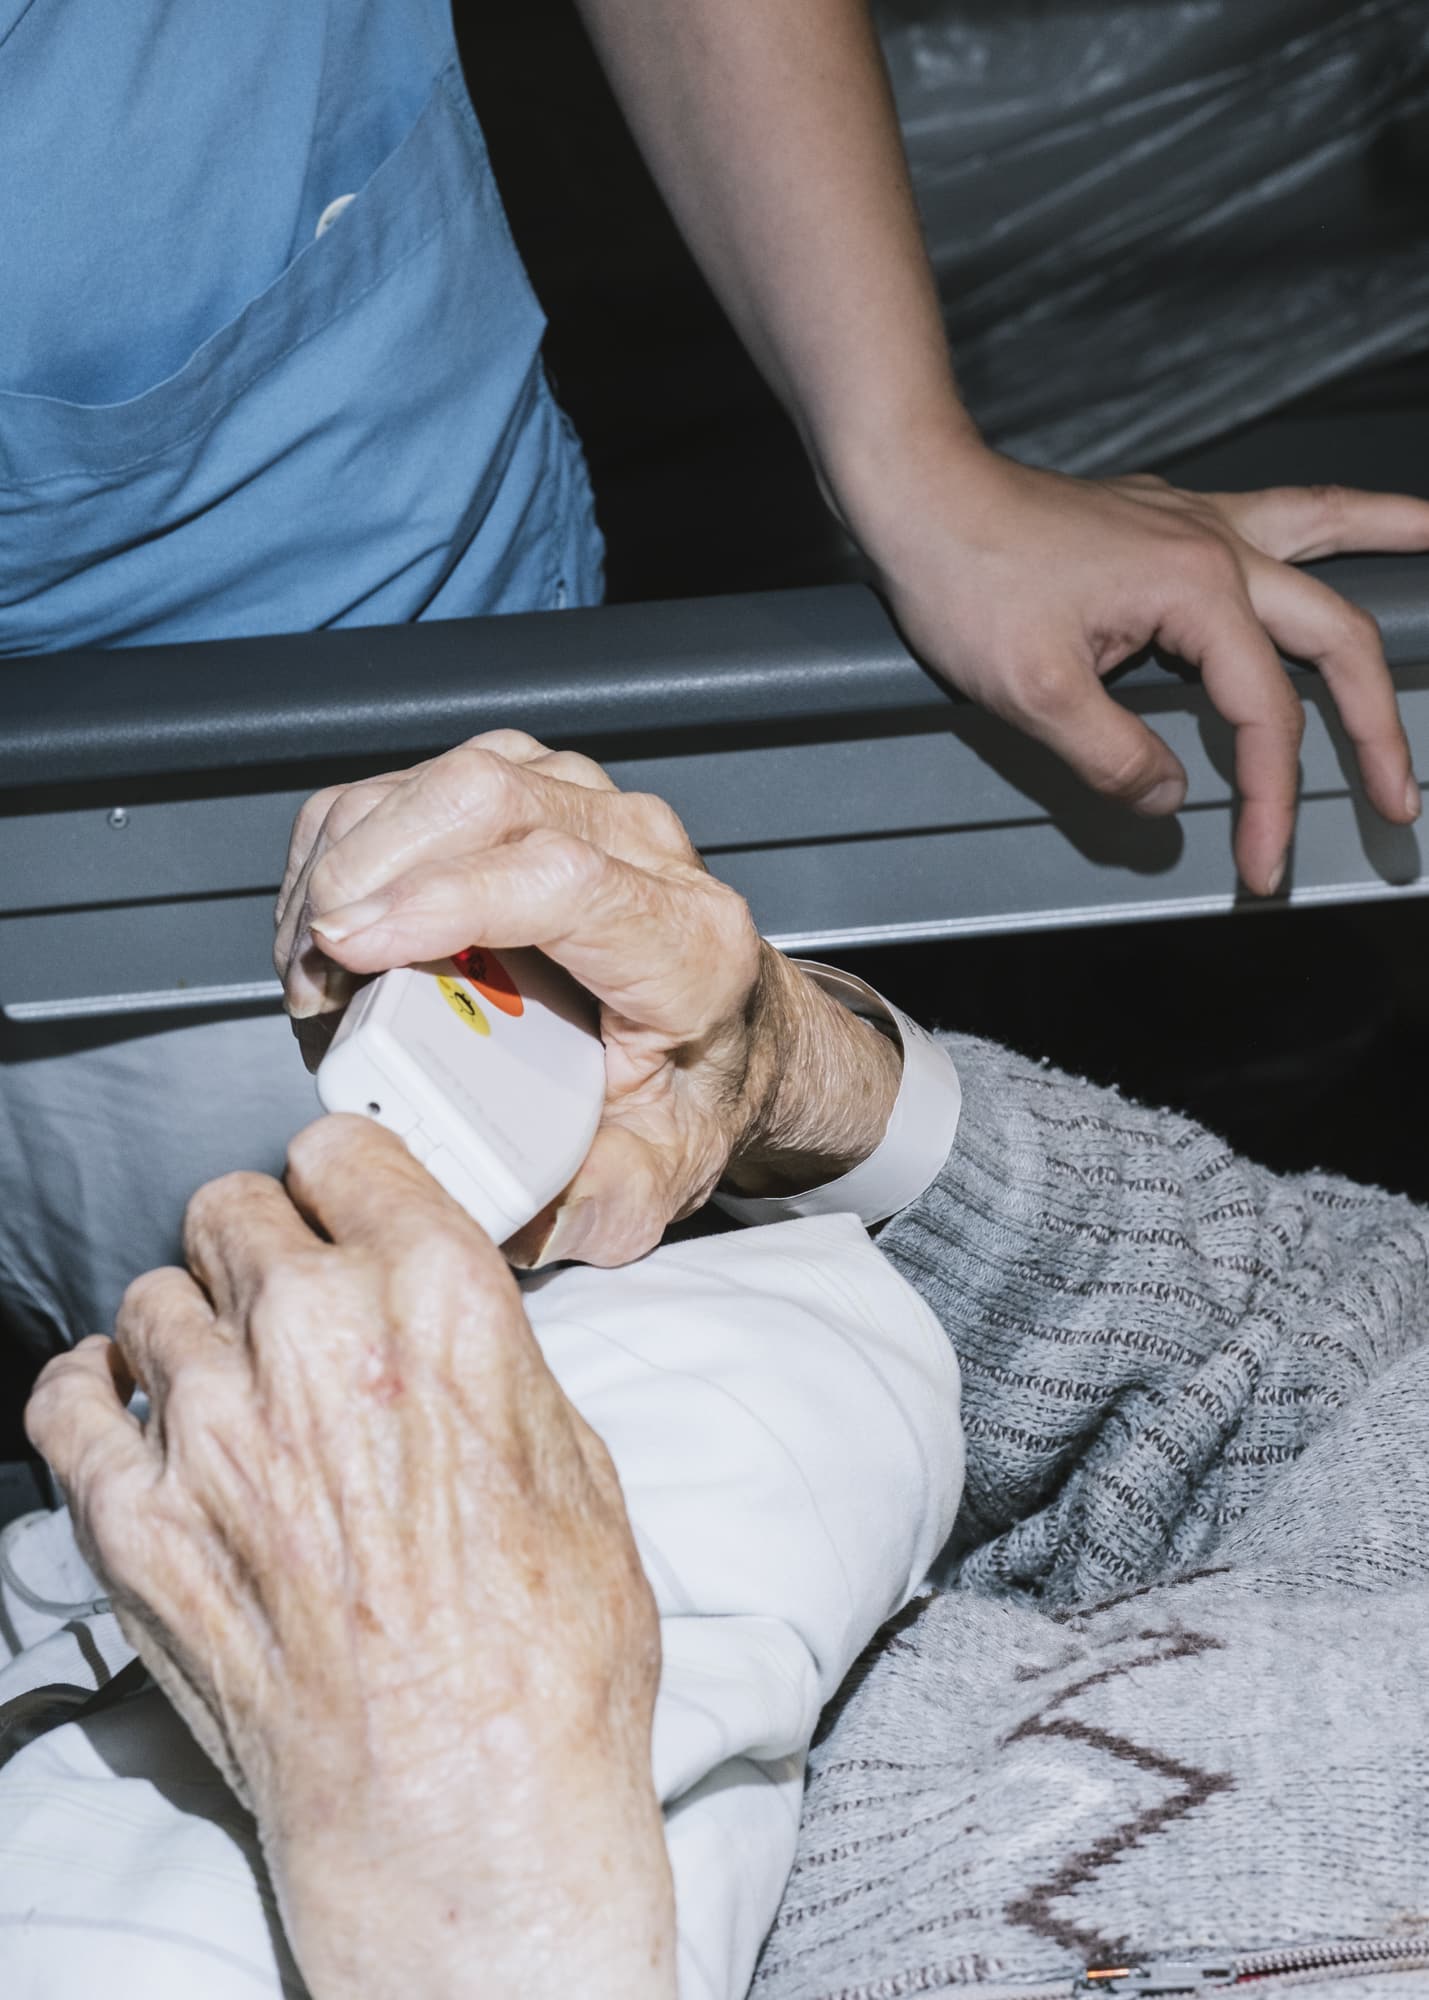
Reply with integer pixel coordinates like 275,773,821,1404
1,557,1425,1021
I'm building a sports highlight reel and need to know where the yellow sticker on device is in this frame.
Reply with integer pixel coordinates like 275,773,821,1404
437,977,490,1034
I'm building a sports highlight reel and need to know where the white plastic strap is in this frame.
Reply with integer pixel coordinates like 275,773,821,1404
714,960,961,1229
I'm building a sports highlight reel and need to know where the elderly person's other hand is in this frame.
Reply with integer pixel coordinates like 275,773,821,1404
275,733,902,1266
24,1116,676,2000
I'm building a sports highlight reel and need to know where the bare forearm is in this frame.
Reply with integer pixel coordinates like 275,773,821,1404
573,0,974,514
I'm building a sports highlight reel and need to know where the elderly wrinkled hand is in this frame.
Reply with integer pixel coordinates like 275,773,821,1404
24,1115,676,2000
274,731,902,1267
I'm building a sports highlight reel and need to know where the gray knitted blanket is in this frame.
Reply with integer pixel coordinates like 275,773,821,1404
753,1035,1429,1999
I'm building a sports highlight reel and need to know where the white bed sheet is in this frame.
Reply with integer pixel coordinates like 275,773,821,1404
0,1214,963,1999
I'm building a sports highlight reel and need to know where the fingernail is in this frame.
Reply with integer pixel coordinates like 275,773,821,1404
502,1197,559,1270
287,920,355,1038
285,928,330,1013
311,896,388,945
1137,776,1186,816
1405,777,1422,823
294,1012,341,1075
532,1199,596,1269
1266,853,1287,897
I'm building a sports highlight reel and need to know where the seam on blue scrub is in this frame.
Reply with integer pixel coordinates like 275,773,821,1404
0,49,499,489
436,60,539,294
420,0,463,76
0,210,449,490
0,0,42,60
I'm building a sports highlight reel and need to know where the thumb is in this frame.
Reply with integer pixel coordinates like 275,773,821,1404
1002,660,1188,815
507,1121,685,1272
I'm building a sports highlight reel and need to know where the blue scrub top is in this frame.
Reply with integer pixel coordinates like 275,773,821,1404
0,0,604,652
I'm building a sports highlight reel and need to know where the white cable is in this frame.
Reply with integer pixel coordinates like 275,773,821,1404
0,1514,110,1622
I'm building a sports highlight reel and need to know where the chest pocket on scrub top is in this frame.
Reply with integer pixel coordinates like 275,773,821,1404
0,30,569,652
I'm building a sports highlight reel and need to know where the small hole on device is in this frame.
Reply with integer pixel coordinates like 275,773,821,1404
365,1101,382,1117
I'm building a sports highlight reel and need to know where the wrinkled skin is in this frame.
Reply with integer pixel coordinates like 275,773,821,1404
31,760,899,1997
274,731,903,1268
25,1116,676,2000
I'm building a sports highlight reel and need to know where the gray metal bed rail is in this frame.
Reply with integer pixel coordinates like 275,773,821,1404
1,558,1426,1020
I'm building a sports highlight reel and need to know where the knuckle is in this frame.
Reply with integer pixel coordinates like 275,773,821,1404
323,780,386,846
1184,534,1242,592
468,727,547,761
1307,482,1348,527
1003,657,1080,724
291,790,390,923
118,1267,172,1327
540,748,616,791
566,750,615,787
291,785,343,853
304,852,341,919
299,782,344,825
184,1168,272,1232
442,742,524,808
526,823,602,888
623,790,695,858
306,849,361,920
398,1225,483,1299
22,1366,66,1453
284,1118,326,1181
288,1109,398,1188
184,1170,274,1245
710,879,760,970
416,745,535,842
1338,600,1384,658
1096,741,1163,800
285,1116,353,1192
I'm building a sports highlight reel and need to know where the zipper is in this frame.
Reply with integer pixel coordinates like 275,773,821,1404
1075,1937,1429,1993
832,1943,1429,2000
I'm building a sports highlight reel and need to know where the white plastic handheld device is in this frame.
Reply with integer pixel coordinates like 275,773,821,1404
316,946,606,1245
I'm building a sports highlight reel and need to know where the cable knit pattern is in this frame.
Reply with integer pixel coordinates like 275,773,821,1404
753,1035,1429,1999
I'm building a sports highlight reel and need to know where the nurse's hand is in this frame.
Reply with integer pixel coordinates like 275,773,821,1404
275,733,901,1265
842,438,1428,896
24,1115,676,2000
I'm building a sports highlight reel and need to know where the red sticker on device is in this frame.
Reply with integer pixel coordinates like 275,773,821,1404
452,946,524,1017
